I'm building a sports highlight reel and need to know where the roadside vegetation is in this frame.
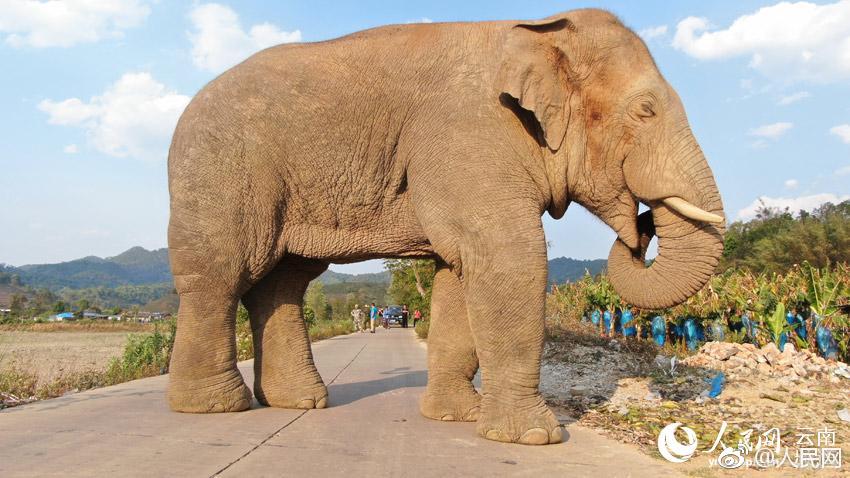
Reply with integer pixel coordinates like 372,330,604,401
548,203,850,362
2,302,358,408
1,321,175,408
414,319,430,339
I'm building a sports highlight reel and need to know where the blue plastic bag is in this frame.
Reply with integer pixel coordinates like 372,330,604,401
603,310,613,335
684,318,700,351
651,316,667,345
816,324,838,360
614,309,623,335
741,313,757,339
651,316,666,346
621,309,636,337
708,372,725,398
590,309,601,326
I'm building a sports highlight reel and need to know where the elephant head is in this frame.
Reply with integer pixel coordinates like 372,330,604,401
496,9,725,309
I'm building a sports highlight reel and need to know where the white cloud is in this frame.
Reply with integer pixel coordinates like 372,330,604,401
835,165,850,175
38,73,190,161
405,17,433,24
748,122,793,139
778,91,810,105
737,193,850,220
63,144,78,154
639,25,668,40
672,1,850,82
830,124,850,143
0,0,150,48
784,179,799,189
188,3,301,74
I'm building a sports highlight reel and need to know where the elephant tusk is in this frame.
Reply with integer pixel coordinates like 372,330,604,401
662,197,724,224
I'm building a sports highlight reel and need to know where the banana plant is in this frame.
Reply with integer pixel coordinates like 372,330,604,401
763,303,792,350
803,261,845,323
803,261,845,358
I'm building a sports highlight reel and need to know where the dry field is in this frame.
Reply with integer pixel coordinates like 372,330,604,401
0,330,141,385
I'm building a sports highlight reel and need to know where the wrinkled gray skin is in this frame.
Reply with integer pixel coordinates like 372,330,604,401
167,9,725,445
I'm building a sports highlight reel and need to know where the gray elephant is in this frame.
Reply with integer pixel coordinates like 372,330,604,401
166,9,724,445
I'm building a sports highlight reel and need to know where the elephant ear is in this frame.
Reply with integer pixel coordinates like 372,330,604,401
496,17,574,151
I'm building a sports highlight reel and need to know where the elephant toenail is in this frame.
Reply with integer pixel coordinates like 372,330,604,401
297,398,315,409
315,396,328,409
440,414,455,421
549,426,564,444
485,429,510,442
518,428,550,445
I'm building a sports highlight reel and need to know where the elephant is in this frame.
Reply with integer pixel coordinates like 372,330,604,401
166,8,725,446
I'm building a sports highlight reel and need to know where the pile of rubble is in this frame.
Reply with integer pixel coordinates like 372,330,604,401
683,341,850,384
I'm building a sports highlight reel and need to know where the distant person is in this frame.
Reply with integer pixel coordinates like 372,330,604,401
401,305,409,328
351,304,364,333
382,306,390,329
413,309,422,327
369,303,378,333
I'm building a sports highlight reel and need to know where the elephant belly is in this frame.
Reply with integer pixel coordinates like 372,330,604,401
282,222,435,263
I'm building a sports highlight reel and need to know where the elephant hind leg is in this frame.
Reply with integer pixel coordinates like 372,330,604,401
420,261,481,422
242,255,328,409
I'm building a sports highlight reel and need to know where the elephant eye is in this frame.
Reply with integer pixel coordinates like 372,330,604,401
637,102,655,120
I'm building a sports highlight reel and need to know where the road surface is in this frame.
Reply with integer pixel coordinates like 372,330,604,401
0,328,681,477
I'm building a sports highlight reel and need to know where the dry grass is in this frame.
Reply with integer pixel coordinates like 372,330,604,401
0,321,156,333
0,331,137,384
1,316,353,409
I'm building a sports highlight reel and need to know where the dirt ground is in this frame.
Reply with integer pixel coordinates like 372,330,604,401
541,323,850,477
0,331,136,384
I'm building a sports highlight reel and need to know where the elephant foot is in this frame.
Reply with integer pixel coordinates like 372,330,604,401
168,371,253,413
477,400,563,445
420,385,481,422
255,373,328,409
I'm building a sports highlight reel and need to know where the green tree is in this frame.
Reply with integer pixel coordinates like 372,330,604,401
384,259,435,315
10,294,28,317
722,200,850,272
52,301,67,314
75,299,90,312
305,281,330,322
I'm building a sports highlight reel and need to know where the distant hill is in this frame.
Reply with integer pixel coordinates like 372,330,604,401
13,247,171,289
2,248,605,309
318,270,390,284
0,283,28,308
547,257,607,285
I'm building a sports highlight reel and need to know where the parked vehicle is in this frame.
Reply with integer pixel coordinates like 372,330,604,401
384,305,404,326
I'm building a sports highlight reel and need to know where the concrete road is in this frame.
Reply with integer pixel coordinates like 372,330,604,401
0,328,681,477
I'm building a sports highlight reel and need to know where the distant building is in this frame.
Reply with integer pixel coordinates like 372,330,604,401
53,312,76,321
82,311,108,320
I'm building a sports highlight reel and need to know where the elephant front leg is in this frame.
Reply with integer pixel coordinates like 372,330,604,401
462,231,563,445
420,261,481,422
242,257,328,409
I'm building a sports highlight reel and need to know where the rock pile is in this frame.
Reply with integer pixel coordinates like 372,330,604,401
683,341,848,384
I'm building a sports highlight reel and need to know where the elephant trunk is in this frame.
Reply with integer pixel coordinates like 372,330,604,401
608,142,725,310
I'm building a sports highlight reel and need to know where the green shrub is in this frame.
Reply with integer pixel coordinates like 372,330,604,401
0,367,38,406
308,320,353,342
104,320,176,384
236,304,254,361
415,319,430,340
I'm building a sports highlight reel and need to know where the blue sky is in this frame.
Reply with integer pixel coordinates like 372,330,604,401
1,1,849,274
